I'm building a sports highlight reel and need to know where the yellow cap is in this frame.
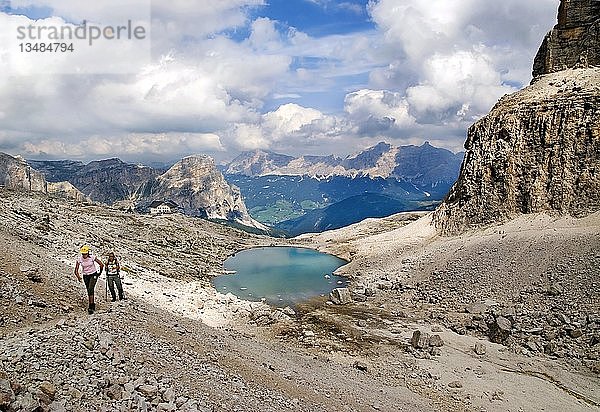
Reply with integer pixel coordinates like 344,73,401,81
80,245,91,254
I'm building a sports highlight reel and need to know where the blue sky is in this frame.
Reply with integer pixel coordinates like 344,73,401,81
259,0,373,37
0,0,559,162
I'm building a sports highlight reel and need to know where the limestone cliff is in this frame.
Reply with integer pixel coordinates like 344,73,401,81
533,0,600,78
0,153,47,193
69,158,160,205
138,155,266,230
434,0,600,234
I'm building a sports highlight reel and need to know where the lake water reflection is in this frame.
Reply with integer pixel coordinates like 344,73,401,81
212,247,348,307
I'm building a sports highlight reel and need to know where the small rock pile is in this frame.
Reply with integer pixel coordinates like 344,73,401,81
409,330,445,358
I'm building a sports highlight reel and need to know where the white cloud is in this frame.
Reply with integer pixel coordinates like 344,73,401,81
0,0,561,161
366,0,557,127
344,89,415,131
224,103,350,153
22,132,223,159
0,3,290,156
263,104,324,138
247,17,282,52
405,50,515,123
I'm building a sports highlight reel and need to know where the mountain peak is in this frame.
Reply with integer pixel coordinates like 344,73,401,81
533,0,600,78
180,154,214,165
226,149,294,176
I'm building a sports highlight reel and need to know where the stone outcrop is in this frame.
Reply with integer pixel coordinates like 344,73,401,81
138,155,265,229
434,0,600,234
533,0,600,78
0,153,47,193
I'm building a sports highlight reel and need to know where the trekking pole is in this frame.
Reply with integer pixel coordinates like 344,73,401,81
105,274,108,302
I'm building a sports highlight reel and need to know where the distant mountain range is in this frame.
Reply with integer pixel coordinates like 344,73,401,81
226,142,463,194
26,155,266,231
223,142,464,228
1,140,464,237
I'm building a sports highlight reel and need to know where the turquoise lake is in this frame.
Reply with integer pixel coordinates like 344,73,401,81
212,247,348,307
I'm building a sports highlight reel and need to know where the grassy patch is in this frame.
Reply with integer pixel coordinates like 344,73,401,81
250,200,305,225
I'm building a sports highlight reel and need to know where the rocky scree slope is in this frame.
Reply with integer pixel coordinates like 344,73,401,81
0,189,270,284
434,0,600,234
0,189,448,412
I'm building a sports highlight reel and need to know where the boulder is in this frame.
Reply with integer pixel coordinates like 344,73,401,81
474,342,487,355
353,361,368,372
410,330,430,349
106,384,123,400
38,381,56,401
465,302,488,315
329,288,352,305
429,334,444,347
137,384,159,399
11,392,40,411
281,306,296,316
489,316,512,343
548,283,564,296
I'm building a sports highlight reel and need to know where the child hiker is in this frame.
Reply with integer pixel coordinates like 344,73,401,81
74,245,104,314
105,252,125,301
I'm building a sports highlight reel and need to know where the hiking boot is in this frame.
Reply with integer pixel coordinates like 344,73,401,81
111,297,116,302
88,303,96,314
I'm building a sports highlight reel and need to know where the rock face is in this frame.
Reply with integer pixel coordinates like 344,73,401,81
138,155,264,229
70,158,160,205
434,1,600,234
224,150,294,176
27,160,85,183
533,0,600,78
0,153,47,193
29,155,263,229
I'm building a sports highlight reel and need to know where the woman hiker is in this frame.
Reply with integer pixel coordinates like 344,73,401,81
105,252,125,301
74,245,104,314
